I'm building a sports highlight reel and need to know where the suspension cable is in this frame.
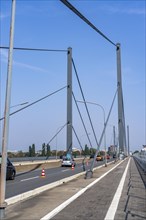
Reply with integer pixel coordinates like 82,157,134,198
89,87,118,173
121,90,127,152
72,58,99,148
0,85,67,121
72,125,86,171
60,0,116,47
47,122,67,145
72,91,93,148
72,125,84,152
0,46,67,53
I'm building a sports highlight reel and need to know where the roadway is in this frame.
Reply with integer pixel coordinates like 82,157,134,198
6,159,110,198
4,157,146,220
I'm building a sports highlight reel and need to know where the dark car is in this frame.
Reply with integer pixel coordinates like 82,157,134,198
90,154,95,159
0,156,16,180
113,154,117,158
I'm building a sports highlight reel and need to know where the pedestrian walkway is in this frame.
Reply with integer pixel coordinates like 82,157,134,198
3,157,146,220
115,157,146,220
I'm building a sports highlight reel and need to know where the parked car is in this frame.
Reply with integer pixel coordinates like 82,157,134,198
0,155,16,180
61,156,76,167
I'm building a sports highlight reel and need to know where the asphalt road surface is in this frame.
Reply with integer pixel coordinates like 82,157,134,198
6,159,112,198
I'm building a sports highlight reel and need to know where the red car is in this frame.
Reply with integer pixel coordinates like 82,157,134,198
106,154,110,159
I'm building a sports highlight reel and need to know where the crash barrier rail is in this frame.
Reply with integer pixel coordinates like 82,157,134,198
133,152,146,172
12,157,88,173
10,156,83,162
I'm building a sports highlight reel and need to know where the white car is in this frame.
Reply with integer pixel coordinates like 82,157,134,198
61,157,76,167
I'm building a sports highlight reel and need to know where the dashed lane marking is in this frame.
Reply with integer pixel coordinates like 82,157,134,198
20,176,39,182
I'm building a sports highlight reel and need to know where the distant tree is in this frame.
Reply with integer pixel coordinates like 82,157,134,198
84,144,90,155
51,150,56,156
73,152,77,158
46,144,51,157
31,144,36,157
17,150,24,157
7,151,15,158
29,146,32,157
25,151,30,157
90,147,96,155
42,143,46,156
57,150,66,157
100,150,105,156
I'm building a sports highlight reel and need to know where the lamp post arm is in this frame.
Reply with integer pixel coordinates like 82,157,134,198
89,89,118,173
98,88,118,150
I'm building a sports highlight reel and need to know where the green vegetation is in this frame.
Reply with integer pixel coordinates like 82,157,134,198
7,143,117,158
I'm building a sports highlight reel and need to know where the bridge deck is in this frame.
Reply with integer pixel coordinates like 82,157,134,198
4,157,146,220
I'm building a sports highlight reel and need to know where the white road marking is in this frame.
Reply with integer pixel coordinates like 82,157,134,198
40,159,126,220
61,169,70,172
19,169,69,183
21,176,39,182
104,158,131,220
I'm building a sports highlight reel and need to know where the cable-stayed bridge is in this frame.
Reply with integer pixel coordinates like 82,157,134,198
0,1,145,218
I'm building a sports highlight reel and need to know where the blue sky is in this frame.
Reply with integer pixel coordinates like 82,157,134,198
0,0,145,153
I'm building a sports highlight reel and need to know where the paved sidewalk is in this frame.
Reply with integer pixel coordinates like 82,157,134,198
115,157,146,220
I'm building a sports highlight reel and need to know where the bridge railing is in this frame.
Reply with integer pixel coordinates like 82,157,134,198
133,151,146,172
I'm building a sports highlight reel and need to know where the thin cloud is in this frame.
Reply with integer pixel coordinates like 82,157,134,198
0,12,10,20
125,8,146,15
0,49,47,73
13,60,48,73
103,5,145,16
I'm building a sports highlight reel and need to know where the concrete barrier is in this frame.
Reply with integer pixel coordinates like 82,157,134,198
13,158,88,173
133,155,146,172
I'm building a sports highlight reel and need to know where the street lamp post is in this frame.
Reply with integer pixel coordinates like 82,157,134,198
77,100,107,166
0,0,16,218
55,124,67,160
55,126,62,160
56,136,58,160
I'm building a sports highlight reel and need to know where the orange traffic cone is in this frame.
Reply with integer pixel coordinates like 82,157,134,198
72,164,74,170
41,168,46,177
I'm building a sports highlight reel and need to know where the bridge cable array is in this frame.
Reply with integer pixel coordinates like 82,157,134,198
72,58,99,148
1,44,95,158
60,0,117,47
72,125,87,171
0,85,67,121
72,92,93,149
0,46,67,53
0,0,123,159
47,122,68,146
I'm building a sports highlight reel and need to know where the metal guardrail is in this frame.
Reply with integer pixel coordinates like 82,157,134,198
10,157,86,173
10,156,58,162
9,156,84,162
133,151,146,172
